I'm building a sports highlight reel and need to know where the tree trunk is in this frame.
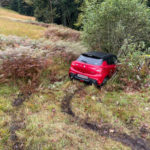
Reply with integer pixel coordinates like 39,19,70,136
49,0,53,23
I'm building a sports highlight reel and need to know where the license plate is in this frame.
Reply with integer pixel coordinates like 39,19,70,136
77,74,88,79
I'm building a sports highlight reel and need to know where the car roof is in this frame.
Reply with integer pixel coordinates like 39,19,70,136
82,51,117,59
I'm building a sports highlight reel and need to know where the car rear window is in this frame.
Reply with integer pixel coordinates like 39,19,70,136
77,55,103,66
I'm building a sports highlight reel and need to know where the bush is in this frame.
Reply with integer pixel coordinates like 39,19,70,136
0,56,48,94
82,0,150,54
44,24,80,42
60,51,78,64
105,52,150,91
1,56,45,81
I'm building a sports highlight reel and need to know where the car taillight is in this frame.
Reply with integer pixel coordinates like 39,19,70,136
71,63,75,66
72,62,78,66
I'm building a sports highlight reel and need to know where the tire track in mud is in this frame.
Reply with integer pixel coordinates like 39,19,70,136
61,85,150,150
10,93,30,150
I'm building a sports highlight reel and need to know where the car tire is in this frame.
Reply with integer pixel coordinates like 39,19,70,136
96,84,101,89
69,74,74,81
101,77,109,86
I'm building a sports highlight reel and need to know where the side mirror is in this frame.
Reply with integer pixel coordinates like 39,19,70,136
102,61,107,66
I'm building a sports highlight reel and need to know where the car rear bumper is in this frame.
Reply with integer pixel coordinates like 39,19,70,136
69,73,99,85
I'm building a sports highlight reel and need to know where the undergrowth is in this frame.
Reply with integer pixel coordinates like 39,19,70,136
44,24,80,42
0,45,149,150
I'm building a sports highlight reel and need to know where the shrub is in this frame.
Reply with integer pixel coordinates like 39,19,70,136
2,56,44,81
105,52,150,91
0,56,48,94
60,51,78,65
44,24,80,42
82,0,150,54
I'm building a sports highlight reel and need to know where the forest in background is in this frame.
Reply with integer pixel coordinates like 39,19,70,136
0,0,83,29
0,0,150,29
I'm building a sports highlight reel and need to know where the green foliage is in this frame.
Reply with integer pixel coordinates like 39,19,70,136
18,0,34,16
54,0,82,29
0,84,18,96
10,0,34,16
3,0,83,29
0,0,11,8
32,0,83,28
106,50,150,91
33,0,55,23
82,0,150,54
76,0,104,28
10,0,18,11
147,0,150,6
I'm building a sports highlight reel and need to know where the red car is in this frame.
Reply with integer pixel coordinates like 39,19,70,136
69,51,117,87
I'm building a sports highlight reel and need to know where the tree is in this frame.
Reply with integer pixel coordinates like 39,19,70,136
10,0,18,11
17,0,33,16
54,0,83,28
32,0,56,23
82,0,150,55
10,0,34,16
76,0,103,28
0,0,11,7
26,0,82,28
6,0,82,28
147,0,150,6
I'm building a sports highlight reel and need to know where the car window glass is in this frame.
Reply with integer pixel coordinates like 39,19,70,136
107,57,116,65
107,58,112,65
77,55,103,66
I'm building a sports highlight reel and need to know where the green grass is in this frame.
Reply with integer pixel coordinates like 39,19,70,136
1,78,149,149
0,94,13,150
0,8,45,39
19,88,130,150
0,84,18,96
0,57,149,149
0,18,45,39
0,7,35,21
0,69,133,150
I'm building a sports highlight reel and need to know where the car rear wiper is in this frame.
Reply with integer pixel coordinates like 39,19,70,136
82,54,100,59
81,60,87,63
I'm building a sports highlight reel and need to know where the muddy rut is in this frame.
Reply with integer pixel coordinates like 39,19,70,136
10,93,30,150
61,85,150,150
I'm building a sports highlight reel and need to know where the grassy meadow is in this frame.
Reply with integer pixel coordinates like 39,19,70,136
0,8,45,39
0,7,35,21
0,18,45,39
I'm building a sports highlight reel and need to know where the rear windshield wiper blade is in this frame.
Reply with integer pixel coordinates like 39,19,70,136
82,54,100,59
81,60,87,63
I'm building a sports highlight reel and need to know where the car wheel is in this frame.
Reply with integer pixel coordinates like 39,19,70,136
101,77,109,86
69,74,73,81
96,84,101,89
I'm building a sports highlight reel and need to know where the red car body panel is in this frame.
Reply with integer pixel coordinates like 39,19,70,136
69,52,117,86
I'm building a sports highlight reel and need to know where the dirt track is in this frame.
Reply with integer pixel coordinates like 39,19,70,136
61,85,150,150
10,94,29,150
